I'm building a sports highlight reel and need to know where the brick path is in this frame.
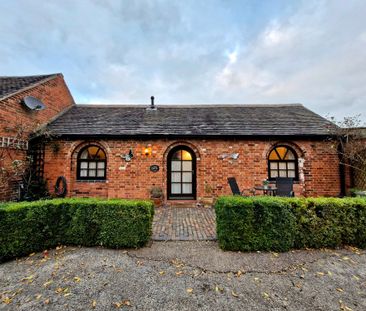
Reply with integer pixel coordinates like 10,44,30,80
152,207,216,241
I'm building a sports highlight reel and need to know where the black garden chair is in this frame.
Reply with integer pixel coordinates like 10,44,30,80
227,177,252,196
275,178,295,197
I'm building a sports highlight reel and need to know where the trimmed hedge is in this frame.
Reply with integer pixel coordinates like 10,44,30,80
0,198,154,262
215,196,366,252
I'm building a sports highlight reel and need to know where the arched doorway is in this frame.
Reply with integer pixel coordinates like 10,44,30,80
167,145,196,199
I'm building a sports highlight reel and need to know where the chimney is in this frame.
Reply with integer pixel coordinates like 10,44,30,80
147,96,157,110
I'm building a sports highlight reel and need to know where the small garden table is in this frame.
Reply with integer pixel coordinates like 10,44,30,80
254,186,277,196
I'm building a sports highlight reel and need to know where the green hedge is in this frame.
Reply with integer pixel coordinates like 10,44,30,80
215,196,366,252
0,198,154,262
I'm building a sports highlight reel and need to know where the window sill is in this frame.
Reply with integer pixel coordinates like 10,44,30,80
76,180,107,183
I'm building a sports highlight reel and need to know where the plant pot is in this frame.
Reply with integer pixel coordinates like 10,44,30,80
201,197,214,207
151,197,163,208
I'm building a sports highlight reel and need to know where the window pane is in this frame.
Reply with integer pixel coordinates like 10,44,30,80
171,151,181,160
279,162,286,170
270,170,278,178
181,150,192,160
276,147,287,160
288,170,295,178
279,170,287,177
89,169,96,177
269,150,280,160
182,172,192,182
182,161,192,171
80,150,88,159
270,162,278,169
287,162,295,170
80,169,87,177
171,183,181,194
171,172,181,182
171,161,181,171
95,149,106,159
87,146,99,159
97,169,105,177
182,184,192,194
89,162,96,169
285,150,295,160
97,162,105,169
80,162,88,169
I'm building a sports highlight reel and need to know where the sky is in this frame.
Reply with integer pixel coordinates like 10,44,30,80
0,0,365,122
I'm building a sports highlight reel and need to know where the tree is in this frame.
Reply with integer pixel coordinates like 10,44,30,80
327,115,366,192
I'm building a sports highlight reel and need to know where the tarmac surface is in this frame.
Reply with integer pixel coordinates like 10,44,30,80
1,241,365,310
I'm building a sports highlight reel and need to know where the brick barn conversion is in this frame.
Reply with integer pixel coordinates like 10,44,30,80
0,73,350,204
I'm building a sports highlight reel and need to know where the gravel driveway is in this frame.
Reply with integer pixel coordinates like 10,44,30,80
1,242,366,310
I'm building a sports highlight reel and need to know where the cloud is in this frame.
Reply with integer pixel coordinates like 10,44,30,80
0,0,365,122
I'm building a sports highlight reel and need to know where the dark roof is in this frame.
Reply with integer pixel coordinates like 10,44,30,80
0,74,59,99
47,104,335,138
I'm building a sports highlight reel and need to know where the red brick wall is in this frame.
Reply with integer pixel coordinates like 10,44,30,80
0,74,75,201
43,138,342,204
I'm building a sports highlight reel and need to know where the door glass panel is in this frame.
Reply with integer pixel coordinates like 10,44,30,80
80,162,88,169
97,162,105,169
89,169,96,177
80,169,87,177
171,161,181,171
171,172,181,182
182,184,192,194
287,162,295,170
182,172,192,182
182,161,192,171
276,147,287,159
269,150,280,160
279,170,287,177
270,170,278,178
270,162,278,169
288,170,295,178
285,150,295,160
89,162,96,169
279,162,286,170
171,183,181,194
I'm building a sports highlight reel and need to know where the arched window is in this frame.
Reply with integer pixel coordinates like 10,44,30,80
77,145,106,180
268,145,298,180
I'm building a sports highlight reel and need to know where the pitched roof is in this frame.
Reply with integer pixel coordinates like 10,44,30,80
0,74,59,99
46,104,335,138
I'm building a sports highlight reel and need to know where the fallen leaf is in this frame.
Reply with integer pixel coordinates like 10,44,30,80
91,300,97,308
43,280,53,287
29,253,35,257
35,294,42,300
262,292,270,299
159,271,165,275
336,288,344,292
353,275,360,281
231,290,239,298
236,270,243,277
73,276,81,283
2,297,12,304
44,299,50,305
176,271,184,276
55,287,63,294
64,293,71,297
316,272,325,276
271,252,279,258
186,288,193,294
215,285,224,292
